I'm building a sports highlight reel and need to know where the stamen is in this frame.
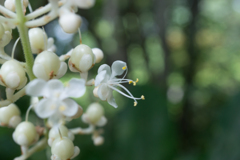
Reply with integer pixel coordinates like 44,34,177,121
122,66,127,70
141,95,145,100
129,80,133,84
134,102,137,106
59,106,66,111
133,82,136,86
136,78,139,83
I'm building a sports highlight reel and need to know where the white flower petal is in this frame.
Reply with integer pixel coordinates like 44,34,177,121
35,99,56,118
48,112,64,127
98,64,111,75
95,70,107,86
97,84,111,101
71,146,80,159
107,93,118,108
111,60,127,78
45,79,64,98
55,62,67,79
61,99,79,117
26,79,47,97
33,63,49,80
96,116,107,127
61,78,86,99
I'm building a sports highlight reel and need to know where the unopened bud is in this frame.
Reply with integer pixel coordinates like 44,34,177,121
59,12,82,34
48,125,69,146
51,137,77,160
33,51,67,80
92,48,104,63
71,105,83,119
13,121,38,146
4,0,28,12
93,136,104,146
0,60,27,90
29,28,48,54
0,103,21,127
85,103,104,124
69,44,95,73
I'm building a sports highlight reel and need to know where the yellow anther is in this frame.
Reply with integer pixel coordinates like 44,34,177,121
129,80,133,84
141,95,145,100
136,78,139,83
59,106,66,111
122,66,127,70
133,82,136,86
134,102,137,106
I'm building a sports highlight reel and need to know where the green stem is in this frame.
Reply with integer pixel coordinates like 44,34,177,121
15,0,35,80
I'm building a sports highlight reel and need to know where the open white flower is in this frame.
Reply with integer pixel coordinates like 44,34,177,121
26,79,86,125
94,60,144,108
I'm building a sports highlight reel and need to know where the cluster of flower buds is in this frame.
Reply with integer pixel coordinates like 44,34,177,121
71,103,107,146
0,0,144,159
49,125,79,160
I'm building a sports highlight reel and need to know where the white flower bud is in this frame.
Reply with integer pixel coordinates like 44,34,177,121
4,0,28,12
93,86,99,98
92,48,104,63
0,60,27,90
69,44,95,73
85,103,104,124
51,137,77,160
59,12,82,34
93,136,104,146
33,51,67,80
0,103,21,127
29,28,48,54
71,105,83,119
13,121,38,146
48,125,69,146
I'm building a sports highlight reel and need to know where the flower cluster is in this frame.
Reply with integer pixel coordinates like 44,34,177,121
0,0,144,160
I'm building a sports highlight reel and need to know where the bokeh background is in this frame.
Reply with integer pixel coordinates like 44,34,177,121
1,0,240,159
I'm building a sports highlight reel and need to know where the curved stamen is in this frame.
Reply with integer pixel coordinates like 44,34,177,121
107,85,138,101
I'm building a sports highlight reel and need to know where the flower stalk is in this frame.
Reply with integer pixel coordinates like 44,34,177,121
15,0,35,80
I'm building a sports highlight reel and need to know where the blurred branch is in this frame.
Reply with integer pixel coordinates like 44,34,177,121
180,0,201,148
154,0,171,88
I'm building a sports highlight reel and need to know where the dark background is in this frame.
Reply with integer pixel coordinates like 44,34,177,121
1,0,240,159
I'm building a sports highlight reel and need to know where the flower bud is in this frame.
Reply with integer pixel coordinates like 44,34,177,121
33,51,67,80
71,105,83,119
84,103,104,124
69,44,95,73
48,125,69,146
93,136,104,146
59,12,82,34
4,0,28,12
13,121,38,146
0,60,27,90
29,28,48,54
0,103,21,127
51,137,79,160
93,86,99,98
92,48,104,63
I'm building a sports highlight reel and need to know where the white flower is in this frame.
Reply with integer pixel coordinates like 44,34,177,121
67,0,95,9
26,78,86,125
94,60,144,108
